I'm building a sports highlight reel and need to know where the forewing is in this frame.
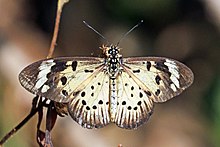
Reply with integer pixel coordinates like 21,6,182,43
19,57,104,103
115,72,154,129
123,57,194,103
68,71,110,129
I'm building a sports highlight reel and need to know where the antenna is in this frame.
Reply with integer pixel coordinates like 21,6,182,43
83,21,109,44
117,20,143,46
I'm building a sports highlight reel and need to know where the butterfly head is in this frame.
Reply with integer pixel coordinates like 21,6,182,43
100,45,122,58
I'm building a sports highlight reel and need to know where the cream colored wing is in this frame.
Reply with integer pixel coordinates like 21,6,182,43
68,71,110,129
19,57,104,103
123,57,194,103
115,71,154,129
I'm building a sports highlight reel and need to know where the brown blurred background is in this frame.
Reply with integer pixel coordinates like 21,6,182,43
0,0,220,147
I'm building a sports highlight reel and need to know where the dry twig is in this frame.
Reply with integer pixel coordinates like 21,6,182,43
0,0,69,146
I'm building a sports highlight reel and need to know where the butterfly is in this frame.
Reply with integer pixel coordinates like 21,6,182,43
18,44,194,129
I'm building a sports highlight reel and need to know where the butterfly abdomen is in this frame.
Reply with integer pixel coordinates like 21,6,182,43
109,79,118,122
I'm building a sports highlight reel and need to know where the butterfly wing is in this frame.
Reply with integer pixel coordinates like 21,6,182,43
19,55,193,129
19,57,104,103
19,57,111,128
114,72,154,129
114,57,193,129
68,71,110,128
122,57,194,103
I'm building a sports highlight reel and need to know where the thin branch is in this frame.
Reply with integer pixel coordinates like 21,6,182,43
0,97,47,145
0,0,70,146
47,0,69,58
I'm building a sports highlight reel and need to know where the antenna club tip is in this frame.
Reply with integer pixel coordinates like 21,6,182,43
140,20,144,23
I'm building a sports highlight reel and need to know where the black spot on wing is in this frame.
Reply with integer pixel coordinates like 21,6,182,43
81,91,86,97
98,100,103,104
155,89,160,96
86,106,90,110
146,61,151,71
154,60,171,77
62,90,68,96
82,100,87,105
61,76,67,85
139,92,143,98
84,69,94,73
155,75,161,85
72,61,77,71
137,101,142,106
92,105,97,109
44,74,58,87
51,60,68,72
132,69,140,73
122,101,126,105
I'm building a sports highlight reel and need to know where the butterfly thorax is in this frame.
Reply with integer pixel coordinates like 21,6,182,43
101,45,122,79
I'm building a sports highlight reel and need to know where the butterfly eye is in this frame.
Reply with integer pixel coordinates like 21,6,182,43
108,48,119,56
108,49,112,55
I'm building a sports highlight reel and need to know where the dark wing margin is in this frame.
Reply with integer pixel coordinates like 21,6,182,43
19,57,104,103
123,57,194,103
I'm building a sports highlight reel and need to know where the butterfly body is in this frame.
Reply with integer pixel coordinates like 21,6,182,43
19,45,194,129
102,45,122,78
